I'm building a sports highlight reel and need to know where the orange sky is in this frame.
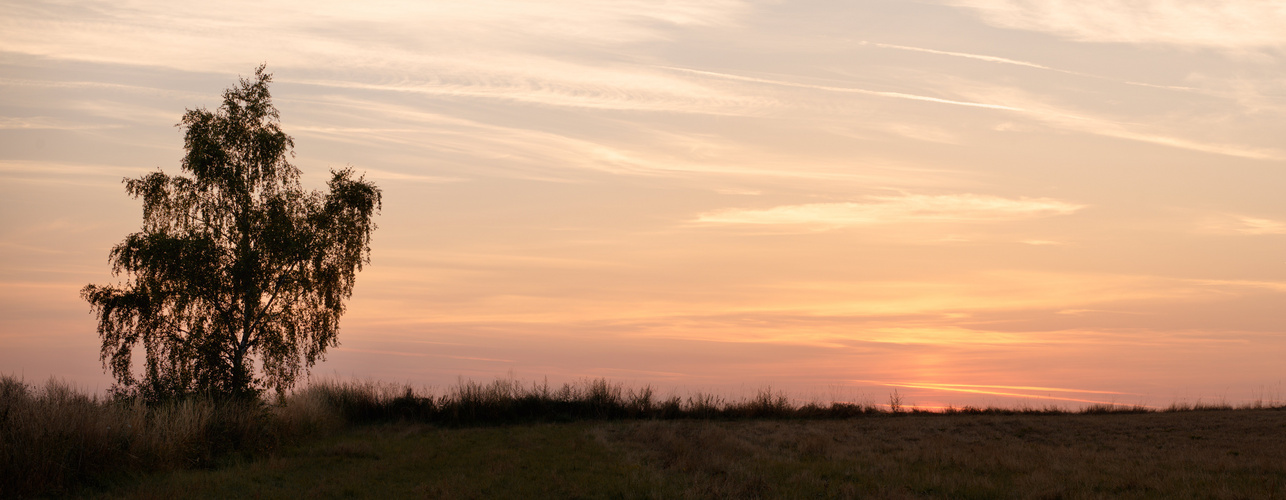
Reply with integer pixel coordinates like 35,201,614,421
2,0,1285,408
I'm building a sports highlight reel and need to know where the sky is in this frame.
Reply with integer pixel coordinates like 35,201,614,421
2,0,1285,409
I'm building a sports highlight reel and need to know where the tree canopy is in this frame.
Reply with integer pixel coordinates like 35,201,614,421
82,66,381,399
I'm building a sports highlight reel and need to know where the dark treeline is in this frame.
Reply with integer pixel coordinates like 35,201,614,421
2,374,1272,498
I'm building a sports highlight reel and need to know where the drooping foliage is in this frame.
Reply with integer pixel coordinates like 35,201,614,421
82,65,381,400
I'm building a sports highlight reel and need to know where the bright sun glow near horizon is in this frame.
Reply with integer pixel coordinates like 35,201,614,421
2,0,1285,409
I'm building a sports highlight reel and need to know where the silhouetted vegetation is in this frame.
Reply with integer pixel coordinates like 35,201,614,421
0,376,272,498
5,373,1284,498
306,378,883,426
81,66,380,400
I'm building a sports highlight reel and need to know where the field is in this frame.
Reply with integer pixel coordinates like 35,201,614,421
5,376,1286,499
96,411,1286,499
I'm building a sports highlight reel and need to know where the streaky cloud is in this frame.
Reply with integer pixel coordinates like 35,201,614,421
873,381,1149,406
696,193,1083,228
289,95,968,187
978,90,1286,160
1187,279,1286,292
0,0,759,114
0,160,152,179
335,347,513,363
0,77,208,98
1197,215,1286,235
0,117,124,131
284,66,771,114
855,380,1138,395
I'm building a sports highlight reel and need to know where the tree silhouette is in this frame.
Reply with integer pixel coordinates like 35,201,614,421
82,66,381,400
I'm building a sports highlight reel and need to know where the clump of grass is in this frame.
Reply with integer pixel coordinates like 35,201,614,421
1081,403,1152,414
0,376,270,498
1163,401,1236,412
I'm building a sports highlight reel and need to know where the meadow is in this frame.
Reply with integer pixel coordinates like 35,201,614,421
4,375,1285,499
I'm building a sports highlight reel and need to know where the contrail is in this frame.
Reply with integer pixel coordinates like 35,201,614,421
861,41,1204,93
862,41,1056,71
662,66,1023,111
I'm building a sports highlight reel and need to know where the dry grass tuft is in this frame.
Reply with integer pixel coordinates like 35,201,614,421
0,376,269,498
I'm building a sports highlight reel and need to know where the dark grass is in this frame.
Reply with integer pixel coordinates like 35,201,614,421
4,374,1282,498
91,422,672,500
94,410,1286,499
599,411,1286,499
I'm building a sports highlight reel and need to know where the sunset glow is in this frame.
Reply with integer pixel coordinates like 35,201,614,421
2,0,1284,408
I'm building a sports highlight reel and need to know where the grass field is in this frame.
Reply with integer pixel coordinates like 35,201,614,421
94,409,1286,499
7,375,1285,499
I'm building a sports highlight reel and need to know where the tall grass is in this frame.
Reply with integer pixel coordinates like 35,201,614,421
4,373,1282,498
0,376,269,497
290,378,886,425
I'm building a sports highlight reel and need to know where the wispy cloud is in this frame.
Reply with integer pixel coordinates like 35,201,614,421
1187,279,1286,292
0,117,123,131
0,160,151,179
0,0,750,62
946,0,1286,49
1226,216,1286,235
695,194,1083,228
0,0,757,114
284,61,771,114
1199,215,1286,235
286,95,969,187
334,347,513,363
0,77,207,98
862,380,1135,395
